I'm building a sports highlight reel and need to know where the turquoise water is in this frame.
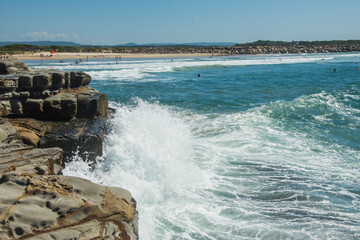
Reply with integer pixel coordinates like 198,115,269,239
27,53,360,239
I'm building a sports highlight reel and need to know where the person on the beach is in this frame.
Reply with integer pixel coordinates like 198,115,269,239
333,68,336,73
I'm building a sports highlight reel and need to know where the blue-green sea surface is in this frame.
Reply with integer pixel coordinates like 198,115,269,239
26,53,360,240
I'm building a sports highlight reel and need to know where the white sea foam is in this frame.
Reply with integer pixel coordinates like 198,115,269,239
32,55,333,82
59,53,360,239
63,99,211,239
63,95,360,239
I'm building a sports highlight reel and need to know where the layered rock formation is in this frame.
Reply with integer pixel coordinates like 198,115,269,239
0,59,139,239
0,59,108,162
0,59,107,121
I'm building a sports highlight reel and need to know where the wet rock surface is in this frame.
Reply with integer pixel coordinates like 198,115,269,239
38,117,107,163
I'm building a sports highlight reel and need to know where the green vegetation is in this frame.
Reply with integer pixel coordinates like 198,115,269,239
0,44,205,55
236,40,360,47
0,44,155,54
0,44,86,54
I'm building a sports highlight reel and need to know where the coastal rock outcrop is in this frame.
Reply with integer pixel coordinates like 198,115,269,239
0,59,108,162
0,59,107,121
0,59,139,239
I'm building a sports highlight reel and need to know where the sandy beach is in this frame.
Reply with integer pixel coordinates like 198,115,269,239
12,52,221,60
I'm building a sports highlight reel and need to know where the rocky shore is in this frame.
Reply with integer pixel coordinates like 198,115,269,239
89,44,360,55
0,59,138,239
5,44,360,61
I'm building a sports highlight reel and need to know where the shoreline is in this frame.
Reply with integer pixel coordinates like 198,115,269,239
13,52,223,60
6,44,360,60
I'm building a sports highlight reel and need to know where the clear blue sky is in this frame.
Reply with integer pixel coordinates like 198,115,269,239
1,0,359,45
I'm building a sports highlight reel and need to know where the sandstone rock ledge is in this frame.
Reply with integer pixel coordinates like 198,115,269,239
0,172,138,240
0,59,139,239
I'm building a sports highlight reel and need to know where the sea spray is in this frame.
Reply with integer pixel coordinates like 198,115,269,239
64,96,360,239
63,99,210,239
34,53,360,239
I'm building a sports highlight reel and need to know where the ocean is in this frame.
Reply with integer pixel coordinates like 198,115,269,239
26,53,360,240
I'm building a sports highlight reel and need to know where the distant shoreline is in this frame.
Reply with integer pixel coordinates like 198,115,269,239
2,40,360,60
5,44,360,60
13,52,222,60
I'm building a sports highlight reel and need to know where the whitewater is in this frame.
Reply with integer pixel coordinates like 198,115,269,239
27,53,360,239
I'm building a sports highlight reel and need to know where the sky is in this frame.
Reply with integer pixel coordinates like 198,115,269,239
1,0,360,45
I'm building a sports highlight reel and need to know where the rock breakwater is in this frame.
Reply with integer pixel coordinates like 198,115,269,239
98,44,360,55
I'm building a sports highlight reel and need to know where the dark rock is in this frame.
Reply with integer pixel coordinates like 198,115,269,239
11,91,20,99
64,72,70,88
43,93,77,120
40,133,80,162
0,59,29,75
18,75,33,89
77,88,108,118
39,117,106,163
51,72,65,90
9,99,23,115
19,91,31,99
70,71,91,88
24,99,44,117
79,117,107,161
59,93,77,120
33,74,50,90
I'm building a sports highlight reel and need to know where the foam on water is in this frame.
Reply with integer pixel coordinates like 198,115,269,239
36,52,360,239
30,54,334,82
63,92,360,239
63,99,211,238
